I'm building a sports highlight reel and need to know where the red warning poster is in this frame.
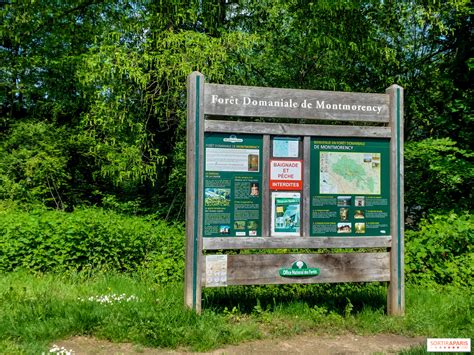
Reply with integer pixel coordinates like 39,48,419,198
270,160,303,190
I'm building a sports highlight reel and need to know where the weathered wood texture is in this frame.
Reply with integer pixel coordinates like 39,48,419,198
387,84,405,316
204,84,390,122
205,120,391,138
202,252,390,286
203,236,392,250
184,72,205,312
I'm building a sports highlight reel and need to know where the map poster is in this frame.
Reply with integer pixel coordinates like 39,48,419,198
310,137,390,237
271,192,301,236
272,137,300,158
203,133,262,237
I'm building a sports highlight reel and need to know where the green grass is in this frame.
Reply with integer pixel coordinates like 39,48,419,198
399,346,428,354
0,272,472,354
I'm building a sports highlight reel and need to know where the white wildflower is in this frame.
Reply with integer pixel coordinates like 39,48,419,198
77,293,140,304
46,344,74,355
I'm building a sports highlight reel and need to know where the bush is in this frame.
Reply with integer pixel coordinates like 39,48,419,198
0,207,184,282
405,211,473,288
404,138,473,224
0,122,71,208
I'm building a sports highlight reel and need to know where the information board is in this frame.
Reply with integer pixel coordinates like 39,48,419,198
310,137,390,236
203,133,263,237
186,71,404,315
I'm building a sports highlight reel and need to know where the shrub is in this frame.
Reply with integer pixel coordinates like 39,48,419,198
405,211,473,287
404,138,473,224
0,207,184,282
0,122,71,208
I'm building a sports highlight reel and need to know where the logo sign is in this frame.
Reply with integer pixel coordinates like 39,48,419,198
279,261,320,277
270,160,302,190
427,338,471,352
223,135,243,143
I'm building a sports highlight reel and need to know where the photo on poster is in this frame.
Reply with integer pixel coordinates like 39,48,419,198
355,223,366,233
234,220,246,230
271,192,301,236
205,188,230,207
355,196,365,207
249,182,259,196
339,208,349,221
219,225,230,234
337,196,352,206
337,222,352,233
354,210,365,219
247,220,258,230
248,154,259,171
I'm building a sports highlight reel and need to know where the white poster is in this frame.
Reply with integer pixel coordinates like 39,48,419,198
205,148,259,172
205,255,228,287
270,160,303,190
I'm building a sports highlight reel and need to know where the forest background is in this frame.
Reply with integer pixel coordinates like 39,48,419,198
0,0,473,290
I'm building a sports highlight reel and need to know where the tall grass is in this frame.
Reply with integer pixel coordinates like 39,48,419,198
0,272,472,353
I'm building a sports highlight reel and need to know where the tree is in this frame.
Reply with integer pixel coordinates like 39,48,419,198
0,1,112,208
1,1,472,220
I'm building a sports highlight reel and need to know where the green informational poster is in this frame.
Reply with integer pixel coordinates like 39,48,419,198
271,192,301,236
203,133,263,237
310,137,390,237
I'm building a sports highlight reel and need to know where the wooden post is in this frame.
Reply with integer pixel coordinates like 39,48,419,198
303,136,311,237
386,84,405,315
185,71,205,312
262,135,271,237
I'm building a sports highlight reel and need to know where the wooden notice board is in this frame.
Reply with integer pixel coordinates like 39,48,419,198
185,71,404,315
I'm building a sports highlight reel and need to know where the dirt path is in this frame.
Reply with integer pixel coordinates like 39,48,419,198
55,333,425,354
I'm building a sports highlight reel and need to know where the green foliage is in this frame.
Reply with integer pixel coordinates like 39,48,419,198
0,122,71,208
0,1,472,222
0,1,104,121
227,0,396,91
405,138,473,221
379,1,473,147
77,29,250,186
0,207,184,278
405,212,473,288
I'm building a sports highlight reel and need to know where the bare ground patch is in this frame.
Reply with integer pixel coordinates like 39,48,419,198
54,333,425,354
